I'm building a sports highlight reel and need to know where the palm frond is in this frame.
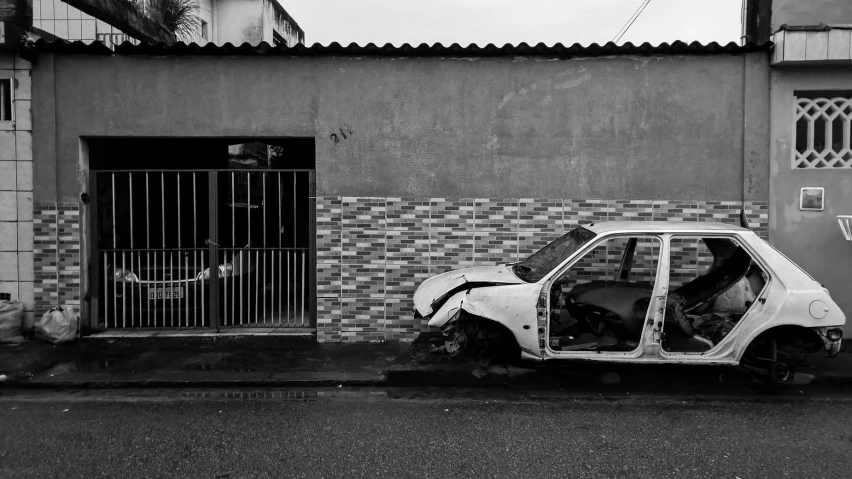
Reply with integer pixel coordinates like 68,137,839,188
147,0,201,43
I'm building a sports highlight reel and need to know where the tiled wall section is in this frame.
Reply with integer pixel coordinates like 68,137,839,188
316,197,769,343
33,203,81,312
0,54,34,328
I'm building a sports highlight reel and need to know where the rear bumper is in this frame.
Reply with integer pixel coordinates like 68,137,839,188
816,327,843,357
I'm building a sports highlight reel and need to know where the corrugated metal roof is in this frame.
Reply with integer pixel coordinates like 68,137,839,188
31,38,771,58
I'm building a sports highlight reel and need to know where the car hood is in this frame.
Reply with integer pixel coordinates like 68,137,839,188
413,264,526,316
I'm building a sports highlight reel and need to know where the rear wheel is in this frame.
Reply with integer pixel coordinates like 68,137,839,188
740,326,822,385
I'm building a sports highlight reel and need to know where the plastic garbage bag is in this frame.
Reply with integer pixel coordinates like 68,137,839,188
0,300,26,344
36,306,78,344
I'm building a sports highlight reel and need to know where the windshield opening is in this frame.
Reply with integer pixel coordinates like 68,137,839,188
512,227,596,282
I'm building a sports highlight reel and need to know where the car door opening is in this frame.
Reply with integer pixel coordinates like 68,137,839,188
548,235,661,353
662,236,768,353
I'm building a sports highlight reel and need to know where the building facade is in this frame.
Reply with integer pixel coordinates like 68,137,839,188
30,0,304,47
765,0,852,340
27,42,770,341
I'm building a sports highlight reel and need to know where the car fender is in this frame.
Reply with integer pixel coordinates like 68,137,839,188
733,288,845,362
428,283,542,356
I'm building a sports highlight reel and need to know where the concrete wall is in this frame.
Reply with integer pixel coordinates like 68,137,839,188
32,52,769,203
769,67,852,334
772,0,852,30
0,54,34,329
30,51,771,340
215,0,262,45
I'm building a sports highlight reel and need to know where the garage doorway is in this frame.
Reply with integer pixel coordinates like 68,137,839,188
87,138,315,331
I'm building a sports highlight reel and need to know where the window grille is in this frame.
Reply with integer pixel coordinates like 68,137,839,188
794,96,852,169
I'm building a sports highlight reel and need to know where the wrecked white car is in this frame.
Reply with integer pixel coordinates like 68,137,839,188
413,222,846,383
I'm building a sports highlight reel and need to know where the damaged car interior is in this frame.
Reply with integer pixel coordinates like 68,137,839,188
661,236,767,354
548,235,660,353
547,234,767,354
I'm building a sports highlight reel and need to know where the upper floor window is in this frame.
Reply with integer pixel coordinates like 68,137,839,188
272,30,286,46
794,93,852,169
0,78,12,122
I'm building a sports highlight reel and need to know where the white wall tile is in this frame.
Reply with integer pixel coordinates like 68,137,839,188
17,221,32,250
0,191,15,221
41,20,55,36
42,0,54,18
15,131,31,162
0,280,19,299
67,19,82,40
54,0,68,20
0,222,16,250
0,251,18,280
16,192,31,221
0,161,16,190
0,131,14,162
19,280,33,311
14,69,31,101
67,4,81,20
17,252,32,281
16,161,32,191
81,19,95,40
15,100,30,130
54,20,69,39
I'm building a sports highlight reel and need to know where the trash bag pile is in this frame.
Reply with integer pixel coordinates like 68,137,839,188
35,306,78,344
0,299,26,344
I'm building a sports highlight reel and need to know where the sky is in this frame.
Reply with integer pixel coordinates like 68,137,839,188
283,0,744,47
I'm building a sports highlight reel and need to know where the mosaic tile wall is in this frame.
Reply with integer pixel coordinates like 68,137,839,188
316,197,769,343
33,203,81,312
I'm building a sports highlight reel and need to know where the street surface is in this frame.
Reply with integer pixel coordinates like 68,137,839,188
1,388,851,478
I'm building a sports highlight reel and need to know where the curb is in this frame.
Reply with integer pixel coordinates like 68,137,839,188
1,377,387,389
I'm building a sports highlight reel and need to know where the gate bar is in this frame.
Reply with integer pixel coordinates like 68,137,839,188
208,171,219,329
111,173,118,327
278,172,282,325
193,172,197,327
129,173,134,325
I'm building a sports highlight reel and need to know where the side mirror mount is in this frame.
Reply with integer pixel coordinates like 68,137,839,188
739,209,751,230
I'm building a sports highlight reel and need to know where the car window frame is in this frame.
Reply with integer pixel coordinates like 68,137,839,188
541,232,666,358
658,232,773,358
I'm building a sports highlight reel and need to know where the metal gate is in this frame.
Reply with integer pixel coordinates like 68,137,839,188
91,169,315,330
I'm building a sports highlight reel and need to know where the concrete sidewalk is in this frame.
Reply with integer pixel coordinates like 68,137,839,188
0,336,406,388
1,333,851,390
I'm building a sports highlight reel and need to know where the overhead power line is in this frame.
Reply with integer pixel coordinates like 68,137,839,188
612,0,652,44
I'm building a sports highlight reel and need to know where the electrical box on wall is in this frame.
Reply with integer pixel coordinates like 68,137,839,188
800,187,824,211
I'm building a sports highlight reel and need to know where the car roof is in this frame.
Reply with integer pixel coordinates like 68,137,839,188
583,221,751,234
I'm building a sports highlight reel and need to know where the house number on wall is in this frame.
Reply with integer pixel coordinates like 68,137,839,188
330,124,354,143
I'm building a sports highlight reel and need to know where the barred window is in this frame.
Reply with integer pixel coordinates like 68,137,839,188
0,78,11,122
794,95,852,169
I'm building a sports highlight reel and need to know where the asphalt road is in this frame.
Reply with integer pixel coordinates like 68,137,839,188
1,388,851,478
